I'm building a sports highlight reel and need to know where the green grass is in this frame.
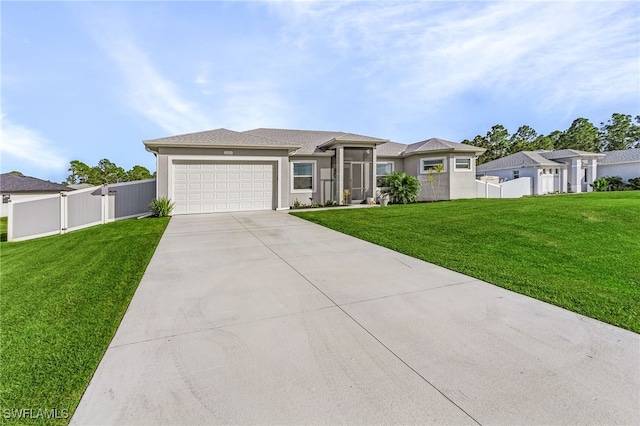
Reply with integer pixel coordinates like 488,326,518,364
0,217,169,425
292,192,640,333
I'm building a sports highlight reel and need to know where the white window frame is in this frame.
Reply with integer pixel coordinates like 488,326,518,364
376,162,394,187
454,157,472,172
419,157,446,174
291,160,316,193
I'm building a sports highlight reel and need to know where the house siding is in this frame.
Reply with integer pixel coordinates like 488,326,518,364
598,163,640,182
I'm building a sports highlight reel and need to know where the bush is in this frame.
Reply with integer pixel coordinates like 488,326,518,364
591,176,626,192
627,177,640,191
149,197,175,217
380,172,421,204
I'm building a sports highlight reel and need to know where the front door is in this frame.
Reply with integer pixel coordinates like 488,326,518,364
343,162,369,203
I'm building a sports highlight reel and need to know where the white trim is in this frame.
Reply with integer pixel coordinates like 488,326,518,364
453,157,473,172
166,155,283,210
290,160,317,193
419,157,447,174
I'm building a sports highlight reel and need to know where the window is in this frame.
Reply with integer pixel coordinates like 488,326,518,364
454,158,471,171
376,162,393,186
513,170,520,179
555,168,559,175
2,194,10,204
291,161,315,192
420,158,446,174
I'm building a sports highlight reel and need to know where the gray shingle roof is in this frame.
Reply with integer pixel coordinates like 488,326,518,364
144,128,299,149
0,173,72,192
598,148,640,165
477,151,563,172
538,149,604,159
404,138,485,155
244,128,388,155
144,128,485,157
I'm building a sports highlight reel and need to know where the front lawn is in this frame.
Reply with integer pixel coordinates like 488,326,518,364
0,217,169,425
292,192,640,333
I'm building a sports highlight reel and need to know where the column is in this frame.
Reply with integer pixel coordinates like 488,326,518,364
586,158,597,192
570,158,581,193
336,146,344,204
371,146,377,200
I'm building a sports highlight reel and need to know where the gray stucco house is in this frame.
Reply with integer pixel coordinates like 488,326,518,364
143,128,485,214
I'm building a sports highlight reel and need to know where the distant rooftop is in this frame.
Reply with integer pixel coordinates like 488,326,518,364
0,173,72,192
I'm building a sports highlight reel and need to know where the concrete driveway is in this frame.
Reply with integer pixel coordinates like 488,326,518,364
72,211,639,425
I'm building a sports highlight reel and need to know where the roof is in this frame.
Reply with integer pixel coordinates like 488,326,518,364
477,151,564,172
404,138,485,155
244,128,388,155
598,148,640,165
538,149,604,160
0,173,72,193
143,128,300,150
144,128,484,157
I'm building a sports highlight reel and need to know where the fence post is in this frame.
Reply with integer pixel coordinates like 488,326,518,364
60,192,68,234
485,182,489,198
7,200,13,242
500,185,504,198
101,184,108,224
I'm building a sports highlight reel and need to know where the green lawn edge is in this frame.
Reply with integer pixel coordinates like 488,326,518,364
0,217,170,425
291,192,640,333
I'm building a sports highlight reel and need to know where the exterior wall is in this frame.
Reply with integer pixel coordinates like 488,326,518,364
598,163,640,182
449,155,478,199
288,156,332,206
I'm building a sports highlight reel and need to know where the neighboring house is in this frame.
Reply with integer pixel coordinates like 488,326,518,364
143,128,485,215
597,149,640,181
0,173,73,217
477,149,606,195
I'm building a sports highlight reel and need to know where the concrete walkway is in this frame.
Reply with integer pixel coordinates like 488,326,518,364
72,211,639,425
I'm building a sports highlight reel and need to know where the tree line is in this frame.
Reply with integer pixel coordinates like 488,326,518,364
63,159,154,186
463,113,640,165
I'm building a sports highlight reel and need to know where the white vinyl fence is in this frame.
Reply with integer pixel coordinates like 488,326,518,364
7,179,156,242
476,177,532,199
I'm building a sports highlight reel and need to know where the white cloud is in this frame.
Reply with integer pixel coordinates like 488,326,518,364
271,1,639,114
0,115,67,171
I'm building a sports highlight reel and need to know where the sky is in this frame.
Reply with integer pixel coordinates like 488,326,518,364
2,0,639,183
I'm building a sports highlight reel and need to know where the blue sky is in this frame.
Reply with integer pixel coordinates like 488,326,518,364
2,1,639,183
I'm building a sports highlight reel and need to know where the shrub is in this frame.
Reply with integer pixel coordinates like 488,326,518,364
627,177,640,191
380,172,421,204
591,176,626,192
149,197,175,217
591,177,609,192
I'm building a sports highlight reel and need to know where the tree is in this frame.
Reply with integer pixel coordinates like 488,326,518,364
508,125,538,154
92,159,127,184
557,118,599,152
599,113,640,151
127,165,154,181
65,160,94,185
465,124,511,165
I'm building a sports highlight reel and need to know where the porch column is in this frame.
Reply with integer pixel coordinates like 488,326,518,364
586,158,597,192
561,167,568,193
570,158,581,193
371,146,377,200
336,146,344,204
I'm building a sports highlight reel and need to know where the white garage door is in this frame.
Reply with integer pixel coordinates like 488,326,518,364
173,162,273,214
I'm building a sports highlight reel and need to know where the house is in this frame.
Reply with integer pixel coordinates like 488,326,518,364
597,149,640,181
143,128,485,214
0,172,73,217
476,149,606,195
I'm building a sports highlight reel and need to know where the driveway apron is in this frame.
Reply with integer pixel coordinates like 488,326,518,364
72,211,639,425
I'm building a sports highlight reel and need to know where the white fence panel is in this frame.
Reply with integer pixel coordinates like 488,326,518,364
7,179,156,242
66,186,105,232
8,195,61,242
476,180,503,198
501,177,532,198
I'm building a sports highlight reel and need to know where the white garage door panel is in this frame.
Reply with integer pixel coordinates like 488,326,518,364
173,162,273,214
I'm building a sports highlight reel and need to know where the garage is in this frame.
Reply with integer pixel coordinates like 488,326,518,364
172,161,274,214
